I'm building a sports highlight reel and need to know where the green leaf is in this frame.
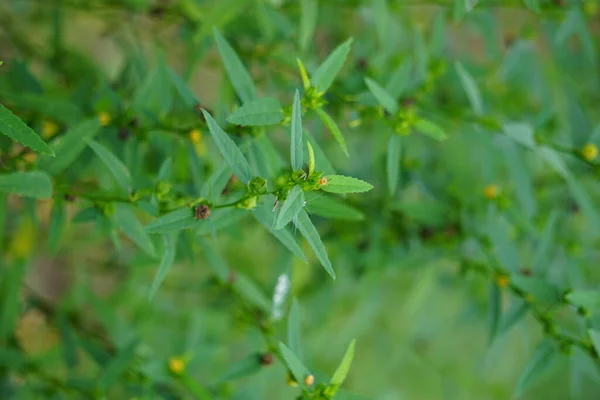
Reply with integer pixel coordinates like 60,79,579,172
288,299,303,362
278,342,311,387
218,353,262,382
166,67,198,107
373,0,389,48
589,330,600,355
0,262,25,340
327,339,356,395
294,210,335,279
515,340,557,396
157,157,173,181
213,27,257,104
531,212,558,273
40,119,101,175
315,108,349,157
305,193,364,221
0,171,52,199
322,175,373,194
145,208,196,234
488,282,501,344
88,140,132,193
364,77,398,114
414,118,447,141
132,57,173,117
57,313,78,369
497,300,528,338
148,232,178,300
523,0,540,13
311,38,353,94
234,273,272,313
47,199,64,253
453,0,479,21
275,186,305,230
98,340,139,389
455,62,483,115
253,201,307,262
297,58,311,90
511,275,561,307
307,140,315,176
226,97,283,126
112,204,156,257
291,90,303,170
198,237,230,283
566,290,600,313
386,135,402,196
202,109,252,184
385,58,412,100
0,103,54,155
300,0,318,52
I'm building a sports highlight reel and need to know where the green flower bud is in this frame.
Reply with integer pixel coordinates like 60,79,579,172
237,196,258,210
248,177,268,194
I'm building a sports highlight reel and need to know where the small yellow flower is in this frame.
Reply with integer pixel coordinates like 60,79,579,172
189,129,206,156
303,374,315,386
318,177,328,187
98,112,111,127
189,129,201,144
483,184,499,200
168,357,185,375
41,120,59,139
495,275,509,288
581,143,598,162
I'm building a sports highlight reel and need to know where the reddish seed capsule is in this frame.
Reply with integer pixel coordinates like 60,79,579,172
64,193,76,202
259,353,273,366
193,204,211,220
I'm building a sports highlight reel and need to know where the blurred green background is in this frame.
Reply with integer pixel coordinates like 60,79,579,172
2,0,600,399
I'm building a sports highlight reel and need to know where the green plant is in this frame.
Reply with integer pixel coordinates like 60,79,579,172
2,0,600,399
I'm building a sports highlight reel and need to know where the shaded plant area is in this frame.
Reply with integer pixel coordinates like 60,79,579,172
1,0,600,399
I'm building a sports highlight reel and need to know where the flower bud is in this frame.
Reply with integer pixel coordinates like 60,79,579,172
248,177,267,194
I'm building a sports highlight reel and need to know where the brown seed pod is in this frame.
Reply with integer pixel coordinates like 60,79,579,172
259,353,273,366
193,204,211,220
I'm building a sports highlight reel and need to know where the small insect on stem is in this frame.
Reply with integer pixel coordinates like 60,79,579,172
193,204,211,220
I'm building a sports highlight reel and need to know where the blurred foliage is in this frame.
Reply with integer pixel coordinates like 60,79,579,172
2,0,600,399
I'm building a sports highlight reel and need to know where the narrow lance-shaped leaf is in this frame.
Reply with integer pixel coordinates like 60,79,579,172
275,186,305,230
226,97,283,126
198,238,230,283
365,77,398,114
566,290,600,312
234,273,272,313
202,110,252,184
386,135,402,196
47,199,64,253
0,103,54,155
312,38,353,94
488,282,501,344
253,201,307,262
166,67,198,107
112,204,156,257
385,58,412,100
218,354,262,382
98,340,139,389
40,119,101,175
414,119,447,141
291,90,303,170
288,299,303,361
515,340,557,396
326,339,356,396
305,192,364,221
213,27,257,104
589,330,600,355
148,232,178,300
315,108,349,157
0,171,52,199
88,140,132,193
300,0,318,52
278,342,311,387
455,62,483,115
322,175,373,194
295,210,335,279
297,58,311,90
145,208,196,234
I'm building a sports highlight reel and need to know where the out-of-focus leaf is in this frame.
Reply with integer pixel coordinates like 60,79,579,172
455,62,483,114
40,119,101,175
566,290,600,313
57,313,78,369
386,135,402,197
0,171,52,199
511,275,561,307
202,109,252,184
311,39,353,93
415,119,447,141
253,201,307,262
288,299,303,361
0,262,25,340
300,0,318,52
589,330,600,355
226,97,283,126
315,108,349,157
234,273,272,313
112,204,156,257
148,232,178,300
531,211,558,273
364,77,397,114
198,237,230,283
305,192,364,221
98,339,139,389
213,27,257,104
145,208,196,234
88,140,132,193
515,340,557,396
218,353,262,382
385,58,412,102
0,103,54,155
47,199,64,252
523,0,540,13
488,282,501,344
